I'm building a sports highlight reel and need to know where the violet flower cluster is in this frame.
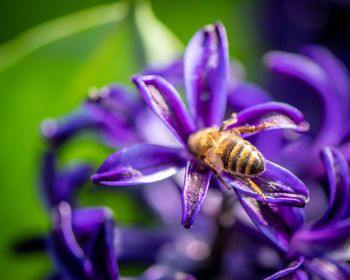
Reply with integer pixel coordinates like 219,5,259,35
24,21,350,280
92,22,309,229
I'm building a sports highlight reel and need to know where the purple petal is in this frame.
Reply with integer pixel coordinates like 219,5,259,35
182,160,211,229
304,258,350,280
235,191,305,252
71,207,119,280
294,270,309,280
223,160,309,207
313,147,350,228
41,151,92,209
71,207,114,236
86,84,140,113
184,22,229,128
291,218,350,257
91,144,187,186
264,257,304,280
227,102,309,138
49,202,94,279
84,85,142,147
228,82,273,112
264,51,344,147
41,110,97,146
142,58,184,89
300,45,350,104
54,165,92,208
132,74,196,145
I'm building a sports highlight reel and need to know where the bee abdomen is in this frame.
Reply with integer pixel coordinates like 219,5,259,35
223,140,265,176
222,141,241,170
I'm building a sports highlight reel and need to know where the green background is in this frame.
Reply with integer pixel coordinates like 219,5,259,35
0,0,263,278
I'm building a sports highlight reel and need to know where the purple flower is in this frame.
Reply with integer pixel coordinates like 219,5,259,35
263,45,350,177
239,147,350,279
41,59,184,149
48,202,198,280
39,134,200,279
48,202,119,280
92,22,309,229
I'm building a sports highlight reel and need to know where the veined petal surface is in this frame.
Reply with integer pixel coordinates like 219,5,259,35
182,160,211,229
91,144,187,186
227,102,309,138
184,22,229,128
132,74,195,145
223,160,309,207
236,191,304,252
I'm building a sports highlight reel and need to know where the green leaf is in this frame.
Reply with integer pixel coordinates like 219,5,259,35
0,2,129,72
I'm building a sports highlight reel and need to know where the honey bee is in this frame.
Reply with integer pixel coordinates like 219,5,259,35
187,114,274,203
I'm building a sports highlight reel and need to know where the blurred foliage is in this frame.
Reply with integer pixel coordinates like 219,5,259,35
0,0,261,278
0,0,117,44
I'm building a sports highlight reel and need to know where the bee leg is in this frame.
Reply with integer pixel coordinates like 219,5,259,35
212,170,233,190
203,149,232,190
236,176,267,204
235,122,275,134
203,148,224,172
220,113,238,131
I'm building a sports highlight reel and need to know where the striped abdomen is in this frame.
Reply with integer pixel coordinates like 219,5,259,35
221,139,265,176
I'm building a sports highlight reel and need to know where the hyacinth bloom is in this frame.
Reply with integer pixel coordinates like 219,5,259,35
40,58,184,149
44,171,217,279
49,202,119,280
238,147,350,279
39,114,209,280
49,202,199,280
39,152,198,279
263,45,350,177
92,22,310,229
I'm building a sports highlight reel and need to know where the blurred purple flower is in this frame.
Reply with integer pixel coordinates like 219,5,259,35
48,202,119,280
262,45,350,178
39,115,211,280
238,147,350,279
49,202,198,280
38,149,202,279
40,59,184,149
92,22,310,229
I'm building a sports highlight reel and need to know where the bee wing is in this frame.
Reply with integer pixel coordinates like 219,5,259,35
204,147,224,172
